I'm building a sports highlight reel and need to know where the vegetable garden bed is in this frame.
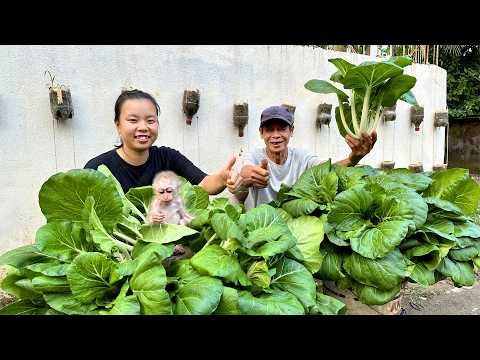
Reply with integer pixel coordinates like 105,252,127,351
1,159,479,315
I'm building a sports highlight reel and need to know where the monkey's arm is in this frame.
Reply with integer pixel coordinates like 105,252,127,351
175,199,193,225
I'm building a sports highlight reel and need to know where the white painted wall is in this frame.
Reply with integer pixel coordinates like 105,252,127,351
0,45,447,253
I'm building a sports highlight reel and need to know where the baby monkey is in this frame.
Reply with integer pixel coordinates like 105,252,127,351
147,171,193,226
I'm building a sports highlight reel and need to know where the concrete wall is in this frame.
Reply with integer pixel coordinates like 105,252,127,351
0,45,447,253
448,118,480,173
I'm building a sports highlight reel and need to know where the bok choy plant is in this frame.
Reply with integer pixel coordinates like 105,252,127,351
305,56,419,139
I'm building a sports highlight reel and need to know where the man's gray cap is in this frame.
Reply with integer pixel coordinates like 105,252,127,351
260,106,294,127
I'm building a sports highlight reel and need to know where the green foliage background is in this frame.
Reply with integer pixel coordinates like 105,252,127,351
439,46,480,118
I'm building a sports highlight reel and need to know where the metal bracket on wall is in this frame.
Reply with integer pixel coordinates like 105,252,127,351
432,164,448,172
382,105,396,122
281,103,296,115
233,102,248,137
316,103,332,127
408,163,424,173
410,105,424,131
434,111,449,127
45,70,73,121
49,87,74,121
183,89,200,125
380,160,395,170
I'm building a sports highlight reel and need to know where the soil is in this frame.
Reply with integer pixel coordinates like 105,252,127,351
400,272,480,315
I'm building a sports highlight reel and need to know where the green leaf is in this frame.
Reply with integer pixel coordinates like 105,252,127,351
174,276,223,315
316,242,346,281
329,58,356,76
116,214,143,240
354,282,401,305
454,221,480,238
98,165,146,221
425,197,463,214
109,259,139,284
281,199,320,217
404,243,442,271
125,186,154,215
309,292,347,315
31,276,70,293
213,286,241,315
385,56,413,68
130,247,172,315
238,289,305,315
190,245,251,286
380,74,417,107
420,218,457,242
238,205,296,258
271,258,317,310
84,198,120,254
449,246,479,261
140,224,198,244
276,208,292,223
328,186,374,231
132,242,173,260
183,185,210,211
25,261,70,277
189,209,211,229
343,61,403,89
287,216,325,274
385,168,432,192
0,245,48,268
408,263,436,287
436,257,475,287
343,250,409,290
387,187,428,231
304,79,349,102
349,220,411,260
99,282,140,315
67,252,116,304
399,90,418,106
1,266,43,301
39,169,124,231
246,261,271,289
210,213,245,242
291,160,338,205
0,300,49,315
333,165,367,192
36,222,94,262
423,168,480,216
43,293,98,315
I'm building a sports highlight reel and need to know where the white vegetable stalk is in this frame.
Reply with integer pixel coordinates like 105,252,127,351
350,90,360,134
369,106,383,133
337,97,358,139
359,87,371,133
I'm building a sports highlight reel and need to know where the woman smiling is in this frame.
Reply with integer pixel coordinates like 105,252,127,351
84,89,235,194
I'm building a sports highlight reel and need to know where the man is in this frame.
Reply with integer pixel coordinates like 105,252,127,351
226,105,376,208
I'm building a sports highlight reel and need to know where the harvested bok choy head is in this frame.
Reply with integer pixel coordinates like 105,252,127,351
305,56,419,139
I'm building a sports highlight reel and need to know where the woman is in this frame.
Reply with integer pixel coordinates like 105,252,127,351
85,89,234,194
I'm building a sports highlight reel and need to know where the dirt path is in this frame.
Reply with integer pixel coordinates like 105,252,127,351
401,274,480,315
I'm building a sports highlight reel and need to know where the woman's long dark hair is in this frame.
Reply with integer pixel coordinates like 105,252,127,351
114,89,161,148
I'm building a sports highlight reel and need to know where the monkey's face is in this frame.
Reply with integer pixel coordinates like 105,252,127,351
155,179,177,204
116,99,159,152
